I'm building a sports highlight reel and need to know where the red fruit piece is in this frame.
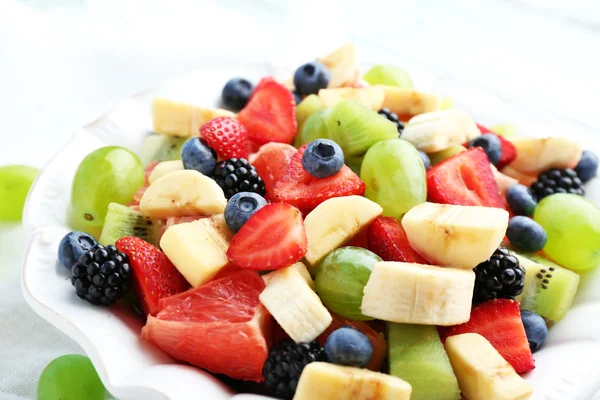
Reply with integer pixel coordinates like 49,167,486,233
238,77,297,145
345,227,369,249
141,270,272,381
250,142,297,198
144,161,160,185
442,299,535,374
475,123,517,169
427,147,506,209
367,216,428,263
227,203,307,270
272,145,366,214
200,116,249,159
116,237,189,316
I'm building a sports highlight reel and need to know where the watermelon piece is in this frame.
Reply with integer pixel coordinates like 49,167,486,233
250,142,296,198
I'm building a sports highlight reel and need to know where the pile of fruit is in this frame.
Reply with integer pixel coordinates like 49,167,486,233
57,43,600,400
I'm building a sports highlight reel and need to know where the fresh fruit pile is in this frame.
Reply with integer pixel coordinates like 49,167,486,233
57,43,599,400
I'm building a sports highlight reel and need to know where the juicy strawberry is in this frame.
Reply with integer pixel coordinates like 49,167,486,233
442,299,535,374
238,77,297,145
115,237,189,316
476,123,517,169
272,145,366,214
367,216,428,263
227,203,307,270
476,123,492,134
250,142,297,198
200,116,249,159
346,227,369,249
427,147,506,209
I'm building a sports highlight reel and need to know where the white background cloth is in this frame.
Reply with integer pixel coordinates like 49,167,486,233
1,0,599,398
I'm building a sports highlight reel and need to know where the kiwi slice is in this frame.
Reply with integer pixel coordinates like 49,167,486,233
138,134,187,165
99,203,161,247
388,323,460,400
295,94,325,140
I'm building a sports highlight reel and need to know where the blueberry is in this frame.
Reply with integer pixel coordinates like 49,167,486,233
575,150,598,183
302,139,344,178
506,184,538,216
324,327,373,368
293,62,330,95
224,192,267,232
418,150,431,170
468,133,502,165
506,216,547,252
181,138,217,176
58,231,98,270
292,90,302,105
221,78,253,111
521,311,548,353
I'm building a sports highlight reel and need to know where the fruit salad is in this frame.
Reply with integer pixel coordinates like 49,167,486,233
56,43,600,400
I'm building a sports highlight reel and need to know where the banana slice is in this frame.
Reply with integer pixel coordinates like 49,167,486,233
259,266,331,343
361,261,475,325
152,97,234,137
318,43,359,88
140,169,226,219
376,85,442,121
402,202,508,269
318,87,385,110
148,160,184,185
506,136,582,174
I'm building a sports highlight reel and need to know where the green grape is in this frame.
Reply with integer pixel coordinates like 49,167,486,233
490,123,517,138
361,139,427,219
534,194,600,271
315,246,382,320
441,96,454,110
0,165,39,222
363,64,414,88
295,94,325,141
71,146,144,228
38,354,106,400
138,134,187,165
295,109,331,147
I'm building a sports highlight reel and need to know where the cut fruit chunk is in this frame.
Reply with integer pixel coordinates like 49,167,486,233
295,94,325,135
427,147,506,209
295,109,331,148
259,266,331,343
304,196,382,266
442,299,535,374
388,323,460,400
293,362,412,400
141,270,272,381
249,142,296,197
501,166,538,186
261,261,314,290
160,214,234,287
318,87,385,110
99,202,160,247
367,216,428,264
402,202,508,269
445,333,533,400
506,136,582,174
151,97,234,137
361,262,474,325
139,170,226,218
147,160,184,185
375,85,442,121
318,43,359,88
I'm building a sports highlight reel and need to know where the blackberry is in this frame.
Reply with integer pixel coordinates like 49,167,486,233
213,158,266,200
530,168,584,200
262,339,325,399
378,108,404,135
473,248,525,303
70,244,132,306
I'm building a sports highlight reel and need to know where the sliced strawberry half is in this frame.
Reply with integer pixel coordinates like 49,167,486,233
116,237,189,316
476,123,517,169
238,77,297,145
272,145,366,214
427,147,506,209
227,203,307,270
367,216,428,263
442,299,535,374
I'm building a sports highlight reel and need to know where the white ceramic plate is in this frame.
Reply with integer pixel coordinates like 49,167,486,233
21,59,600,400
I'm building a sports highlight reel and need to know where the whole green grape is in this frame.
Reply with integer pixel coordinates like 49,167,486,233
71,146,144,228
315,246,382,320
37,354,106,400
295,109,331,148
534,193,600,271
361,139,427,219
0,165,39,222
363,65,414,88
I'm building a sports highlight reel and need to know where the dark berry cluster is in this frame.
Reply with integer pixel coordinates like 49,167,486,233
473,248,525,304
530,168,584,200
378,108,404,135
213,158,266,200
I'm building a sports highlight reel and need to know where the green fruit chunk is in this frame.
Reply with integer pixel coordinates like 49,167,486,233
441,96,454,110
490,123,517,138
388,323,460,400
99,202,160,246
363,65,414,88
361,139,427,219
534,194,600,271
0,165,39,222
295,94,325,140
72,146,144,228
326,100,398,157
315,246,382,320
513,251,580,322
428,145,466,166
295,109,331,148
37,354,106,400
345,154,364,176
139,134,187,165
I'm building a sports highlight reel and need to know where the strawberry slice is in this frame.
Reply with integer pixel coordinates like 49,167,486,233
427,147,506,209
200,116,249,159
272,145,366,214
227,203,307,270
238,77,297,145
476,123,516,169
367,216,428,263
442,299,535,374
250,142,297,198
116,237,189,316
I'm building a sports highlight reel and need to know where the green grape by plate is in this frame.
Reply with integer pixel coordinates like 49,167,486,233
315,246,382,320
295,109,331,148
71,146,144,228
37,354,106,400
363,64,414,88
0,165,39,222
